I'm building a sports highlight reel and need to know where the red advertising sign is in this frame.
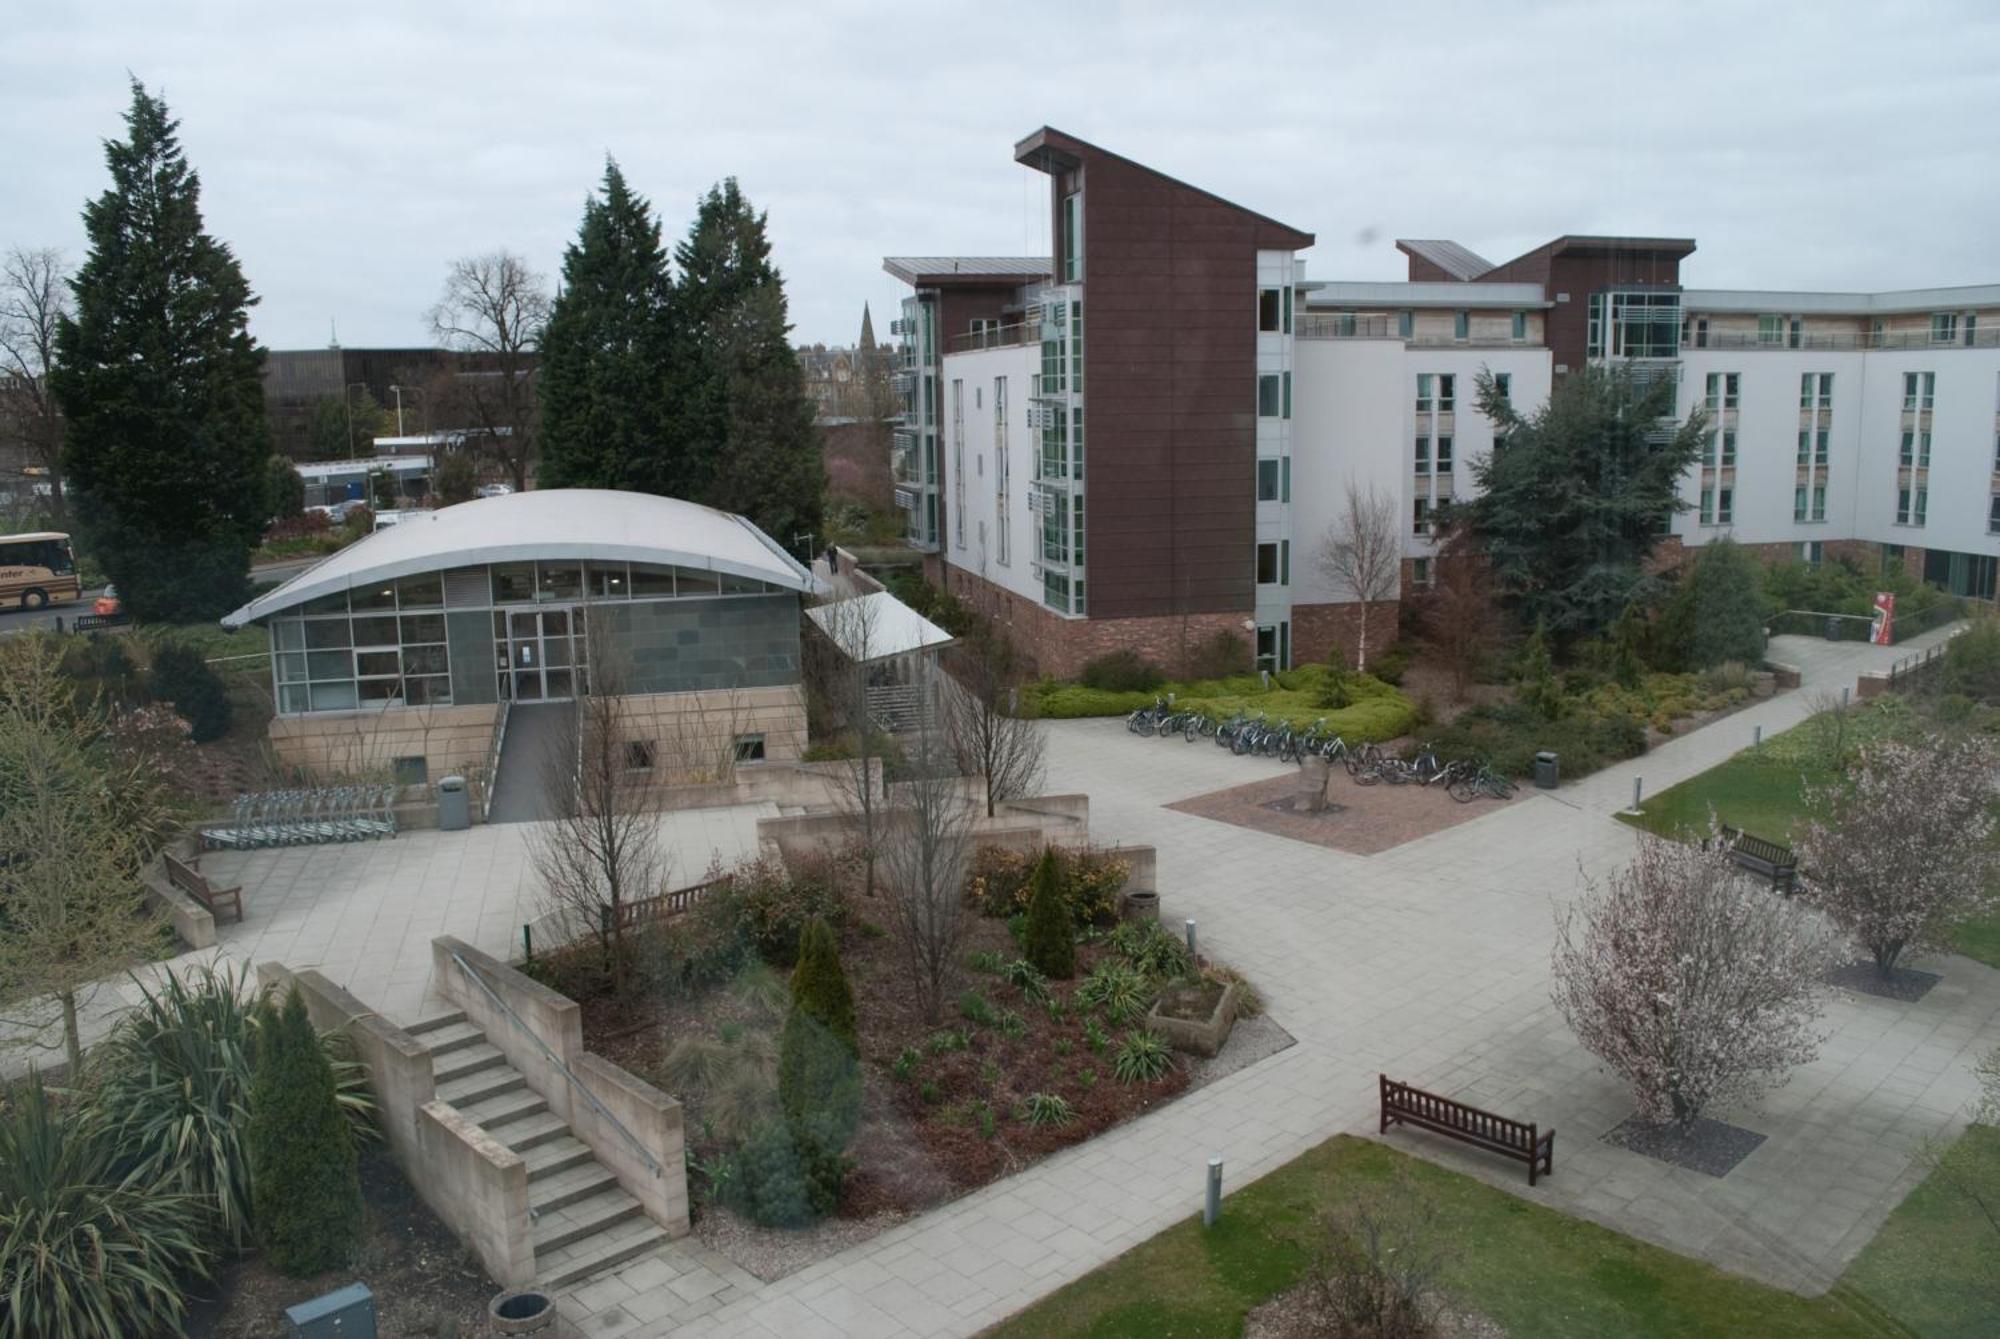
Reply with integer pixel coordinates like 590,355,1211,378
1870,591,1895,646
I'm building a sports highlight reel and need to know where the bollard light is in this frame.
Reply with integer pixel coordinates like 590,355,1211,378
1630,776,1643,813
1753,724,1763,749
1185,918,1197,962
1204,1156,1224,1227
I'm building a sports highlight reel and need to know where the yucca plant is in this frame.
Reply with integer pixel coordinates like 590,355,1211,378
0,1073,211,1339
1112,1029,1174,1084
1022,1091,1076,1128
1076,961,1153,1027
1001,958,1050,1002
92,963,373,1247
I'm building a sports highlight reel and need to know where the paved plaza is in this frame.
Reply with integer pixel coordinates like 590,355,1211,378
11,627,1993,1336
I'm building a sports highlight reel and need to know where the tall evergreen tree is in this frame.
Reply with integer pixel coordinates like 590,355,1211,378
671,179,824,544
53,82,271,621
1466,365,1703,644
538,159,677,492
248,987,363,1275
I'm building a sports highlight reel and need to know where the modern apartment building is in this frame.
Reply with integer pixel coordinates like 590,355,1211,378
886,128,2000,676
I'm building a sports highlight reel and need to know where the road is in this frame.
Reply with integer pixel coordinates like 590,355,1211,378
0,556,318,636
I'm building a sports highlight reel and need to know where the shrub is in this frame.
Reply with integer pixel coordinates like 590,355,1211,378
1022,1092,1077,1129
1431,700,1650,780
1369,643,1412,686
95,963,372,1248
147,639,232,742
1076,961,1153,1026
1514,621,1561,721
1079,649,1165,693
1001,958,1049,1001
777,920,859,1176
1112,1029,1174,1084
1944,617,2000,703
965,948,1006,974
1108,920,1192,979
0,1073,212,1339
1022,848,1077,978
1082,1018,1109,1053
1303,1173,1453,1339
249,987,363,1275
959,990,998,1025
967,844,1131,925
732,858,846,966
726,1122,848,1228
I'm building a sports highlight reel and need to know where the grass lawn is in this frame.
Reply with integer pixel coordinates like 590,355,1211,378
1842,1124,2000,1339
987,1135,1896,1339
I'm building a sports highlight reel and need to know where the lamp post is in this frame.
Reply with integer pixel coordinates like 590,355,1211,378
342,382,370,461
389,384,406,437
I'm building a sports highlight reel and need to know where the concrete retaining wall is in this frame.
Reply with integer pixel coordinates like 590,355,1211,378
573,1053,690,1235
418,1100,535,1287
144,867,216,950
433,937,584,1126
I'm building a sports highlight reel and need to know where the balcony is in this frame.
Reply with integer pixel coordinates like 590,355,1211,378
1296,313,1541,348
1690,328,2000,352
947,320,1039,355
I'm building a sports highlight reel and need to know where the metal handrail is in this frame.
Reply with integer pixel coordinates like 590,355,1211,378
447,949,664,1180
480,699,511,821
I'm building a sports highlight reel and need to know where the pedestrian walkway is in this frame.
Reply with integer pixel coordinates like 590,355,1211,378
563,622,1995,1338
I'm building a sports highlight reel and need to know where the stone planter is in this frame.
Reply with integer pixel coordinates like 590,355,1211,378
1145,980,1239,1058
1750,671,1777,699
1122,889,1160,924
489,1290,558,1336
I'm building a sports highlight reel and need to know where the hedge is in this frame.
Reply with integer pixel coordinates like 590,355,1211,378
1029,664,1417,742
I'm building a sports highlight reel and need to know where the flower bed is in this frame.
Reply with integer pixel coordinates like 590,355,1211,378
1031,665,1417,741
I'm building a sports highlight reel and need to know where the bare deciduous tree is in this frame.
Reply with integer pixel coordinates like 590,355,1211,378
1303,1171,1454,1339
1796,734,2000,978
877,675,975,1024
529,613,661,993
428,252,550,492
1315,481,1402,672
1551,827,1840,1130
805,584,889,897
0,246,69,516
943,638,1045,818
1416,519,1505,700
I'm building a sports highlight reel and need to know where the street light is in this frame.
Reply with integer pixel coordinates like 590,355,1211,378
388,384,407,437
342,382,370,461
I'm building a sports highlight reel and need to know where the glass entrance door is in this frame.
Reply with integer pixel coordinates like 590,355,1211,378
494,608,583,701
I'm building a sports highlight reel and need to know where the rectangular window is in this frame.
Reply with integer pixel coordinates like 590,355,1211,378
1495,372,1512,403
1511,311,1527,342
1918,431,1932,468
1282,455,1291,502
1812,485,1826,521
1257,458,1281,501
1815,429,1828,464
1397,310,1413,339
1283,371,1292,420
1794,485,1808,521
1439,373,1455,412
1412,497,1431,535
1072,406,1084,478
1898,488,1912,524
1700,487,1715,524
994,377,1009,565
1797,540,1823,566
1900,430,1914,467
1061,194,1081,283
1717,487,1733,523
1283,286,1293,334
1914,487,1928,524
1255,541,1280,585
1281,539,1290,584
625,740,656,771
1415,373,1434,413
1706,431,1720,467
1437,436,1454,473
1721,431,1737,467
1966,313,1978,347
1705,372,1739,412
1798,431,1812,466
951,379,965,548
1758,314,1784,345
1414,436,1430,471
1904,371,1937,412
1789,317,1803,349
1258,373,1282,417
733,733,767,763
1931,312,1958,344
1259,289,1282,332
1990,494,2000,534
392,756,429,786
1411,557,1432,587
1041,490,1069,564
1693,316,1709,348
1454,310,1469,341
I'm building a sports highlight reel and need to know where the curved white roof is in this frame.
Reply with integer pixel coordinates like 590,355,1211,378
224,489,819,627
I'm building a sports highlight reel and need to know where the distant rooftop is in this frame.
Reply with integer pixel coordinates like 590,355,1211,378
882,256,1051,287
1395,240,1494,281
1303,280,1547,309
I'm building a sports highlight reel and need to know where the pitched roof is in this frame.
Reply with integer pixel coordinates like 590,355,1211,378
1394,239,1494,281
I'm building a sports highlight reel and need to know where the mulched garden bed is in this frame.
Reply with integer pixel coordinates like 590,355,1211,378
1604,1113,1767,1178
1828,960,1943,1002
581,907,1289,1280
186,1148,495,1338
1168,766,1523,855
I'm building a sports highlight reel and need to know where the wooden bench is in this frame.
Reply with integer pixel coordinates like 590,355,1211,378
1717,825,1798,894
1380,1075,1554,1186
164,851,244,926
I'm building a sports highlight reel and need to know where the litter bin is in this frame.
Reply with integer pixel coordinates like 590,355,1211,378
436,775,470,831
1823,616,1842,641
1533,751,1559,790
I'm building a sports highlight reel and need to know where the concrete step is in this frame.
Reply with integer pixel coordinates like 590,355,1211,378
405,1010,467,1035
417,1020,487,1057
433,1041,509,1085
529,1162,618,1215
523,1134,597,1183
500,1110,572,1154
458,1087,548,1132
532,1185,645,1257
535,1215,670,1290
437,1065,526,1109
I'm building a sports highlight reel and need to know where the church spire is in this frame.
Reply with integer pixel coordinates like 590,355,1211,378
858,301,876,352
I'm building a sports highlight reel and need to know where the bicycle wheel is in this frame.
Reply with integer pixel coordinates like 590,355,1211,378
1352,762,1381,786
1448,777,1476,804
1487,775,1518,800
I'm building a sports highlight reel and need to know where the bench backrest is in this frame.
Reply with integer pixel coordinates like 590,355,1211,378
1382,1076,1537,1150
1720,825,1796,869
164,852,202,886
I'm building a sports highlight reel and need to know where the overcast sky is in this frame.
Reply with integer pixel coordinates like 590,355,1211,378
5,1,1997,353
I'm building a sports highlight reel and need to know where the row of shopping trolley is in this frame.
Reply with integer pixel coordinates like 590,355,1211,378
201,786,399,849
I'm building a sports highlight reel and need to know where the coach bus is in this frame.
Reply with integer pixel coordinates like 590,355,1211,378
0,531,82,610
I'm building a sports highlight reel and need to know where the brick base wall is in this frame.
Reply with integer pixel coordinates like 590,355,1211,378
1290,600,1402,670
939,566,1256,679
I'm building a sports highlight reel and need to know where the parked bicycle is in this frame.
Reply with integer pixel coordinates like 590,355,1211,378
1448,761,1519,803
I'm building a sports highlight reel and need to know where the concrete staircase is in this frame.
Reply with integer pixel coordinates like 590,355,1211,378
406,1010,671,1288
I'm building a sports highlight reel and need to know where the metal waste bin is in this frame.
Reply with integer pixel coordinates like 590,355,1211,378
1823,616,1842,641
1534,751,1559,790
286,1283,375,1337
437,775,470,831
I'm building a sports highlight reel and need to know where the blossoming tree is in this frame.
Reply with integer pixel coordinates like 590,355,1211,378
1795,734,1999,979
1551,829,1840,1130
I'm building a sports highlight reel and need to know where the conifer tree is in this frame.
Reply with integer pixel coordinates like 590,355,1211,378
671,179,824,542
777,918,860,1148
248,987,362,1275
54,81,271,621
538,159,677,492
1023,848,1076,979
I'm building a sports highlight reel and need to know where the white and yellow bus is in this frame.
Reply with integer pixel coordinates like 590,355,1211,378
0,531,82,610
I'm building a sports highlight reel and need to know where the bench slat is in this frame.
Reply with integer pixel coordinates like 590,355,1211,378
1380,1075,1553,1186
